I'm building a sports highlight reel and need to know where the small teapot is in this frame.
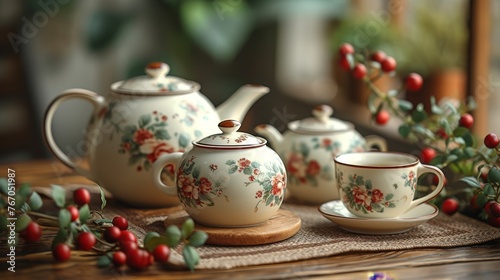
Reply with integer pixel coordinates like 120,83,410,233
43,62,269,207
152,120,286,227
254,104,386,204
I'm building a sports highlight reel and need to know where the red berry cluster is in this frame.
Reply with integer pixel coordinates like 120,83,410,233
337,43,423,126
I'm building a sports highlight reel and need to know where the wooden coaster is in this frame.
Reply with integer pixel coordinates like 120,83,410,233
164,208,301,246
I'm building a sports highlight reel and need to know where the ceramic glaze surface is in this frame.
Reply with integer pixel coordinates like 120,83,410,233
44,62,268,207
255,105,386,204
335,152,445,218
153,120,287,227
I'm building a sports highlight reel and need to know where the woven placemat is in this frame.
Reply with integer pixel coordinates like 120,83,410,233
34,185,500,270
110,202,500,270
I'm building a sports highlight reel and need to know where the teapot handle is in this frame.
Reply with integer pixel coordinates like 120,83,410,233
43,89,106,181
152,152,183,197
365,135,387,152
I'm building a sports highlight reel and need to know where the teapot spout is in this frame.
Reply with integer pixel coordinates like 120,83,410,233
216,84,269,122
254,124,283,150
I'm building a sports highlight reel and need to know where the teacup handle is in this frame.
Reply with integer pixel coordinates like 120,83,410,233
152,153,183,196
407,163,445,212
43,89,106,181
365,135,387,151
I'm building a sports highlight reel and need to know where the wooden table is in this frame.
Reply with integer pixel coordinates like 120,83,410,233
2,159,500,279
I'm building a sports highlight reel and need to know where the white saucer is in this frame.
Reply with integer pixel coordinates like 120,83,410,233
318,200,439,235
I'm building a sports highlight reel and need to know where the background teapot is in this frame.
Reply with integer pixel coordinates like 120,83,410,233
255,104,386,204
43,62,269,207
152,120,286,227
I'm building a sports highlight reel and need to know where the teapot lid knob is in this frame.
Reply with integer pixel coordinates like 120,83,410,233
312,105,333,123
218,120,241,134
145,62,170,79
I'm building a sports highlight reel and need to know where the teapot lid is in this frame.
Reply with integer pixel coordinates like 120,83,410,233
111,62,200,95
288,105,352,134
195,120,265,148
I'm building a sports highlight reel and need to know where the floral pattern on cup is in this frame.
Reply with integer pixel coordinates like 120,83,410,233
174,156,286,212
337,171,416,214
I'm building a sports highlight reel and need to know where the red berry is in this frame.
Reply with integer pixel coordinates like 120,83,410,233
112,251,127,267
375,110,390,125
370,51,386,63
338,43,354,56
435,128,448,139
73,188,91,206
459,113,474,129
484,133,499,149
120,241,139,255
118,230,137,245
112,216,129,231
127,249,151,270
152,244,170,262
488,202,500,218
432,174,446,186
67,205,79,222
441,198,459,215
52,243,71,262
75,232,96,251
405,73,423,91
380,56,397,72
420,147,436,164
488,216,500,227
470,194,481,211
352,64,367,79
22,221,42,242
103,226,122,243
338,56,351,71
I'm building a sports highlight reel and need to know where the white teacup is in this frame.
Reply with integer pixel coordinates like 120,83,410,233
334,152,445,218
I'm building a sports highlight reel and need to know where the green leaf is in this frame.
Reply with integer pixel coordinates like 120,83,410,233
98,186,107,210
143,232,161,249
463,133,475,147
182,218,195,239
188,231,208,247
51,184,66,208
97,255,112,268
59,209,71,228
460,177,481,188
18,183,31,198
182,245,200,271
144,234,169,252
487,168,500,183
476,192,488,208
52,228,68,248
165,225,182,247
411,106,427,123
398,100,413,112
368,93,378,113
464,147,475,158
14,194,26,210
28,192,43,211
79,204,90,224
398,124,411,138
483,183,495,196
138,114,152,128
0,178,7,194
15,214,31,232
430,155,446,166
453,127,469,137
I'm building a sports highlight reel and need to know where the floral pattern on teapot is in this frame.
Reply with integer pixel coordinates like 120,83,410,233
337,170,417,214
285,137,364,187
103,100,213,172
176,156,286,212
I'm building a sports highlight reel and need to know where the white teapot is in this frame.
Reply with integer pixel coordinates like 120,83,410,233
254,104,386,204
43,62,269,207
152,120,286,227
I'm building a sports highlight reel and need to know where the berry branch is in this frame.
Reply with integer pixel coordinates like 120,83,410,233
0,180,207,271
337,43,500,226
